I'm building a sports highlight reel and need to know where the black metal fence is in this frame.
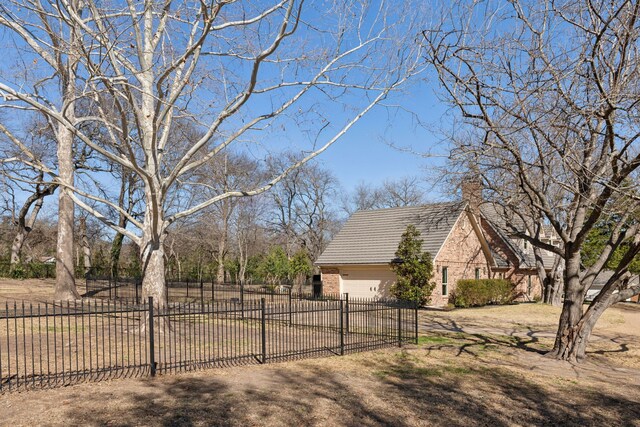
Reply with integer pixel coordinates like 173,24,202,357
84,275,320,305
0,296,417,392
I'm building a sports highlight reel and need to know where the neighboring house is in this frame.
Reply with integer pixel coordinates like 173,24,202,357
477,203,559,301
318,201,510,306
316,183,554,306
586,270,640,303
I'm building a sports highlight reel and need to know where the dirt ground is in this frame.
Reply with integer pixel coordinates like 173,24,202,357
1,279,640,426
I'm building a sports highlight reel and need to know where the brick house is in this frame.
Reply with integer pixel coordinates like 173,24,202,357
316,186,555,306
317,202,506,306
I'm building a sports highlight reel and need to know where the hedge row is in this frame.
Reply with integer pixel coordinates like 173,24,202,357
0,262,56,279
450,279,515,308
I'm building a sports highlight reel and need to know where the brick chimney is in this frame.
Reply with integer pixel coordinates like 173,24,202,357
461,179,482,215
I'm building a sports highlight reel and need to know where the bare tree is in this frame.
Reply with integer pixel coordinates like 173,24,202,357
10,173,57,268
0,118,59,269
342,176,426,215
268,156,340,261
424,0,640,361
0,0,86,299
0,1,427,307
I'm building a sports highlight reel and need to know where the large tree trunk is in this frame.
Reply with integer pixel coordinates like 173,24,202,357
139,183,168,309
548,253,594,362
140,234,168,310
55,122,79,300
10,230,27,266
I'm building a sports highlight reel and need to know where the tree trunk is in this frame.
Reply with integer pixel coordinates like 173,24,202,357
139,196,168,309
140,237,168,310
55,123,79,300
80,217,92,275
216,196,230,284
10,230,27,267
110,169,133,279
10,180,55,269
542,275,562,306
548,253,591,362
139,227,169,333
110,232,125,278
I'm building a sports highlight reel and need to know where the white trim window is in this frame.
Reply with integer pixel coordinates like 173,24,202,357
442,267,449,296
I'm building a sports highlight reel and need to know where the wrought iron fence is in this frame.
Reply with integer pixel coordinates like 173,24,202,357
0,295,417,392
84,275,322,306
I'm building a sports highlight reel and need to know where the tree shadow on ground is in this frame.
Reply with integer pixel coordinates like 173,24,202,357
422,316,632,360
62,347,640,427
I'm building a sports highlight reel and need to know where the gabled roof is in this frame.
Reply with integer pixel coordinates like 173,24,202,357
316,202,465,265
479,203,558,270
588,270,640,290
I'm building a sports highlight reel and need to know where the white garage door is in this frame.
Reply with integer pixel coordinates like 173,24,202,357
340,267,397,299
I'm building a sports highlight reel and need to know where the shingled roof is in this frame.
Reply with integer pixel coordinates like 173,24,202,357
316,202,465,265
480,203,558,270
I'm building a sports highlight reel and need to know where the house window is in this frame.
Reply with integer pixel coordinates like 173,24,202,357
475,268,480,280
528,275,532,295
442,267,448,296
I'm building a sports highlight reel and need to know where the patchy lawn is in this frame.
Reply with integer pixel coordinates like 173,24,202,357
0,278,59,304
1,279,640,426
2,332,639,427
422,302,640,370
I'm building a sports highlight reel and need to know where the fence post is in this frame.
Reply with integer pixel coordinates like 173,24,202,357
414,301,419,344
339,299,345,355
148,296,156,377
288,286,292,326
344,293,350,334
397,305,402,348
261,298,266,364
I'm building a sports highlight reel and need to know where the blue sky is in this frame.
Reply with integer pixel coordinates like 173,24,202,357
1,0,454,217
314,80,452,200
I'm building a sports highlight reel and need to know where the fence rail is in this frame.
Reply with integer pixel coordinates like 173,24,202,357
0,295,417,392
84,275,312,305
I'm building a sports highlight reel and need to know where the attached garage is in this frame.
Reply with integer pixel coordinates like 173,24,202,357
339,266,397,299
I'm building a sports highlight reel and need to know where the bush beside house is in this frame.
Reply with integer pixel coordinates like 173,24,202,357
450,279,515,308
389,225,436,306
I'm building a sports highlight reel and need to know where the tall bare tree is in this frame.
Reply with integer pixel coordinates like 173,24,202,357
268,156,340,261
342,176,426,215
0,0,427,307
0,0,85,299
424,0,640,361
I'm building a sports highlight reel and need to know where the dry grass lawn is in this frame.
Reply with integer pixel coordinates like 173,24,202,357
1,279,640,426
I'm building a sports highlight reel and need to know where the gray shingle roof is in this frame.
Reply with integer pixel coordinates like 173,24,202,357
588,270,640,290
480,203,558,270
316,202,465,265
